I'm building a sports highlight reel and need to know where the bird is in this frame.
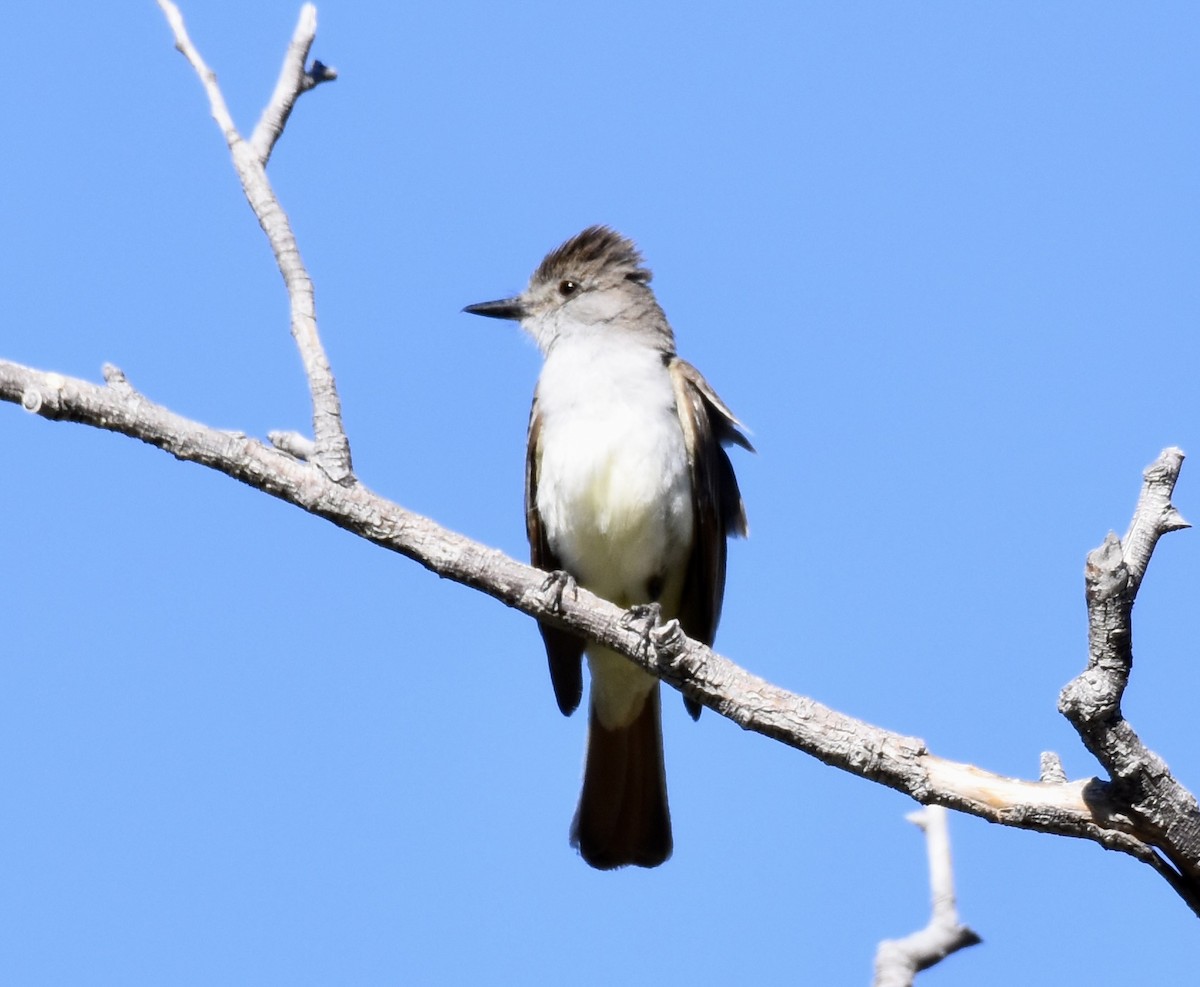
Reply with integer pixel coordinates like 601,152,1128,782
464,226,750,869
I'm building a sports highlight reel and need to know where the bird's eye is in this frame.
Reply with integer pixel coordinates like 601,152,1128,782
558,280,578,297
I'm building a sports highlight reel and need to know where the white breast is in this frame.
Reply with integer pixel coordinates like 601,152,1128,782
534,332,694,607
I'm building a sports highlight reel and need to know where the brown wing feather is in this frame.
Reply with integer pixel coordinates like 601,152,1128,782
526,403,585,716
669,359,750,720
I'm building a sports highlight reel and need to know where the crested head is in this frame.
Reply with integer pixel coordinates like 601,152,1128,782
463,226,676,355
531,226,653,290
520,226,674,355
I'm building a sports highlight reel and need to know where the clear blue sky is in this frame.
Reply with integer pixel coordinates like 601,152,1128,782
3,2,1199,983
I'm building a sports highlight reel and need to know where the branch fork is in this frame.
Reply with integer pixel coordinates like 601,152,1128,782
157,0,349,483
1058,447,1200,908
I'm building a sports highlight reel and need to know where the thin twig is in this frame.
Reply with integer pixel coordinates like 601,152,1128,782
874,807,981,987
249,4,337,166
156,0,352,484
1122,447,1190,592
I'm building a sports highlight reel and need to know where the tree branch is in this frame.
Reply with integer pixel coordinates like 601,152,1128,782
874,807,981,987
1059,447,1200,904
248,3,337,166
5,0,1199,928
2,358,1194,914
156,0,351,484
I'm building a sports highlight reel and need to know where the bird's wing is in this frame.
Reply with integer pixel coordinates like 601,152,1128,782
526,401,586,716
669,358,751,720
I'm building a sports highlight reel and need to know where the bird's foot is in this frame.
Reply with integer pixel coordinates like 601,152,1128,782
621,602,663,656
540,570,577,613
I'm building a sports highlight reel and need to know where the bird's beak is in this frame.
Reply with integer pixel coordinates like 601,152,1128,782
463,297,526,321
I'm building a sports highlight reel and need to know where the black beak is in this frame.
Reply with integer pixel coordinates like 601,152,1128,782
463,297,526,321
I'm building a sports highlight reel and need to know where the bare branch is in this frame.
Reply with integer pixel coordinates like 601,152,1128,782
155,0,239,149
156,0,351,484
1123,447,1190,591
0,357,1190,902
249,4,337,166
874,807,981,987
1059,448,1200,910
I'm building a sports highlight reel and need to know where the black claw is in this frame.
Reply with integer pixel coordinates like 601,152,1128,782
540,570,577,612
621,603,663,656
621,602,662,626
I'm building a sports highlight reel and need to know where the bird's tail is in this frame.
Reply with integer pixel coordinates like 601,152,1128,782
570,683,672,869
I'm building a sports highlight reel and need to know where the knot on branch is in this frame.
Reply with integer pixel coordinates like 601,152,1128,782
1058,668,1122,722
21,372,67,414
1039,751,1068,784
102,363,137,399
1084,534,1129,604
269,430,316,461
304,59,337,89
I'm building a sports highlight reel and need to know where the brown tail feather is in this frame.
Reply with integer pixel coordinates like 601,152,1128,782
570,684,672,869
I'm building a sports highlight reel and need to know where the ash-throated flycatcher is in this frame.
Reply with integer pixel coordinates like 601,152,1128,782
465,227,750,869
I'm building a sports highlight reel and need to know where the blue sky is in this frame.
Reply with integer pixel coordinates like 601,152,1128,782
3,2,1199,983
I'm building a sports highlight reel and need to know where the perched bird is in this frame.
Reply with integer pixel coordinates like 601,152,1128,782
465,226,750,868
